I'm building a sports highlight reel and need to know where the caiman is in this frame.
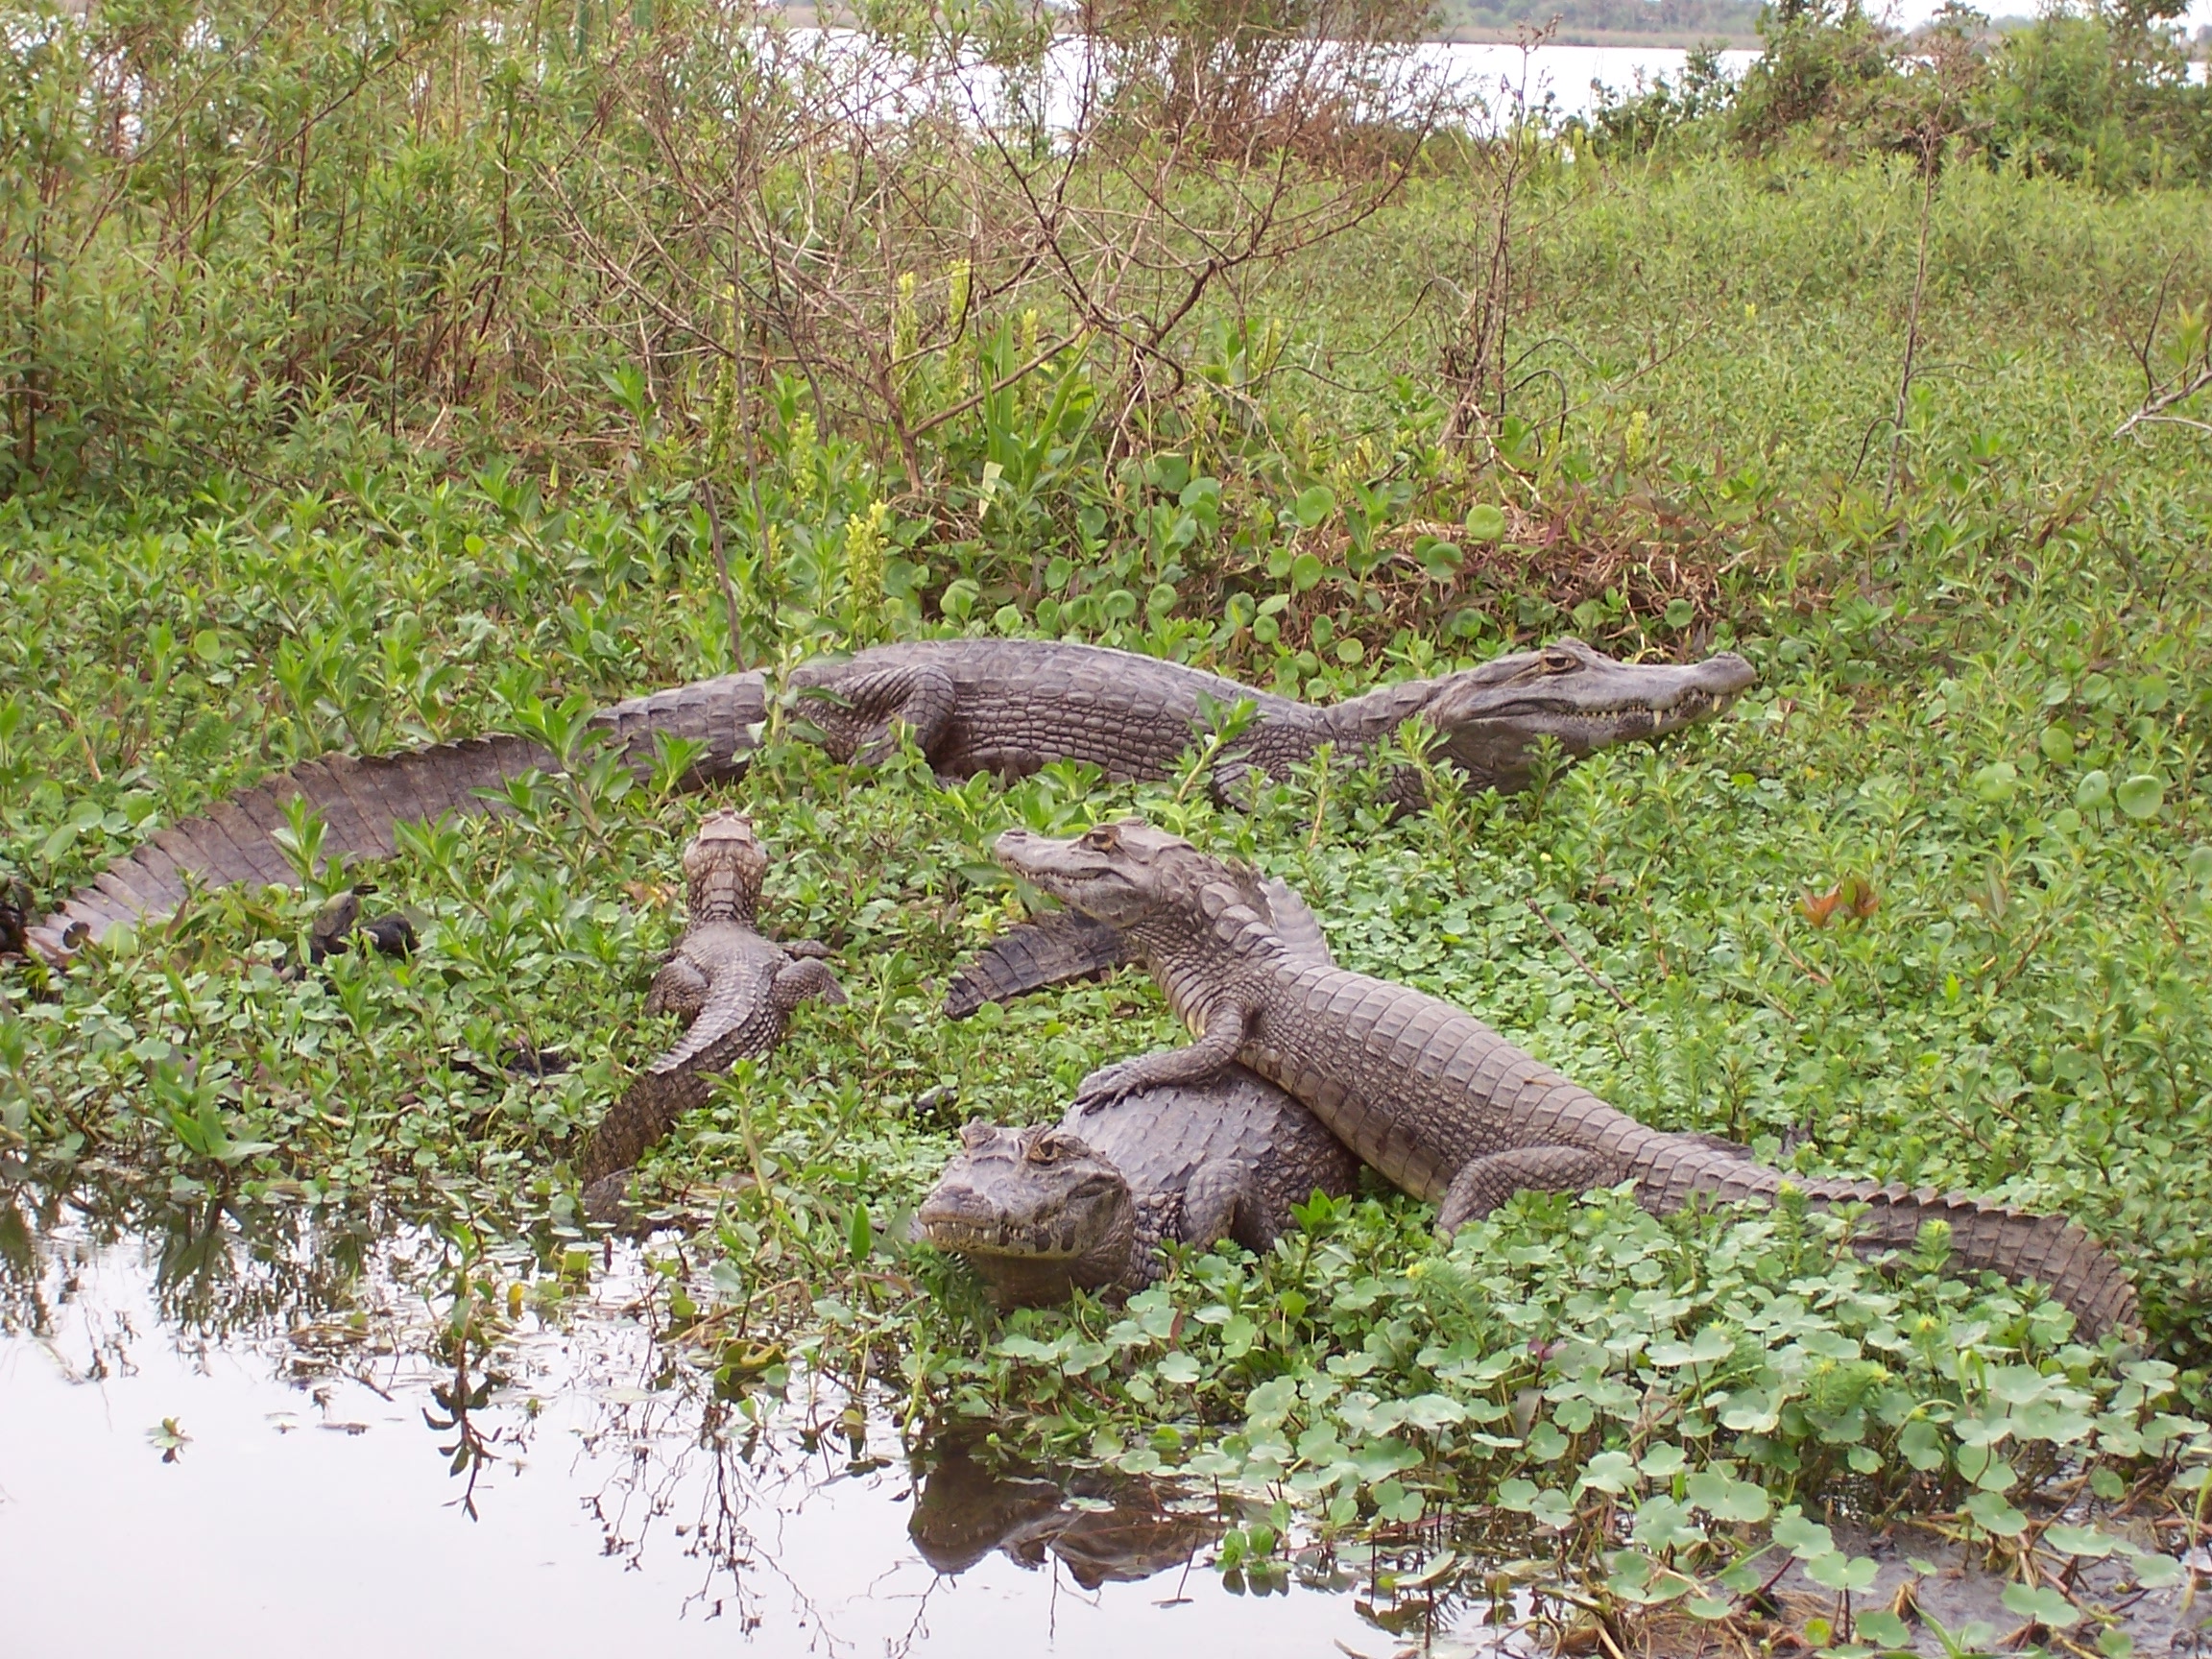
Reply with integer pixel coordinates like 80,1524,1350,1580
575,810,842,1219
31,637,1751,961
916,1069,1361,1307
909,1443,1212,1586
992,820,2142,1339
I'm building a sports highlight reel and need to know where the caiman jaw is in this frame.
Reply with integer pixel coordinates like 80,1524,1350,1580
1423,639,1755,780
994,822,1174,927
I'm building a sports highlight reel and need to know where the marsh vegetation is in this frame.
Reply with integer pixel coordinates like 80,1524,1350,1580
4,0,2212,1649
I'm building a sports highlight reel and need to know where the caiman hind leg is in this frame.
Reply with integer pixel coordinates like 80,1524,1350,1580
645,956,711,1022
771,954,846,1015
800,665,957,767
1435,1145,1632,1238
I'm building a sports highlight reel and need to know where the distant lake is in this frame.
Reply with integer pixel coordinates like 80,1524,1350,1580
1418,41,1762,119
791,32,1765,132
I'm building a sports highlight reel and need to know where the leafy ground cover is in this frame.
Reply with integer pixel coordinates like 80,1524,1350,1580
6,144,2212,1645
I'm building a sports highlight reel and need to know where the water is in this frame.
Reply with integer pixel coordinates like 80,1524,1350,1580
787,28,1759,132
0,1192,1507,1657
6,1191,2203,1656
1415,42,1760,121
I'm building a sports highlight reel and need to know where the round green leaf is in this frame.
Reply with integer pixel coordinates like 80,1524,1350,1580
1292,486,1336,529
1289,552,1325,592
2000,1583,2082,1629
2039,726,2076,764
2075,769,2111,811
1972,760,2018,803
1664,598,1695,631
1466,503,1506,541
2116,774,2165,820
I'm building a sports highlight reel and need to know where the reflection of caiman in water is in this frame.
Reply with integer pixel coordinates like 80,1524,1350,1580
908,1442,1214,1590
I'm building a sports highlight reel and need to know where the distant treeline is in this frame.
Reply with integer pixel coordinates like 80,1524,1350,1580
1439,0,1762,40
1584,2,2212,188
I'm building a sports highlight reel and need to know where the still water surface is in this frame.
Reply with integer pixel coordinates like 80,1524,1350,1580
0,1196,1503,1657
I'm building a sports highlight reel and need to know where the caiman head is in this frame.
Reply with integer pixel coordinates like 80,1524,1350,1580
916,1119,1138,1308
992,820,1225,934
682,808,767,925
1403,637,1755,792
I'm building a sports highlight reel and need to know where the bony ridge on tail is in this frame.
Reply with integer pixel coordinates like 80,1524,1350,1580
990,818,2141,1341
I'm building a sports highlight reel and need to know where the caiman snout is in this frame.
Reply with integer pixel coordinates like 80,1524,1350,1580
1696,652,1757,701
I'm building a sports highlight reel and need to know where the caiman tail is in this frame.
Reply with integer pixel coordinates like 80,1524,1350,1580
1798,1178,2141,1341
28,673,766,962
942,913,1134,1018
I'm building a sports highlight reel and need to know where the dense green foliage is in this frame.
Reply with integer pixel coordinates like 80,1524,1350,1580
6,0,2212,1638
1593,1,2212,186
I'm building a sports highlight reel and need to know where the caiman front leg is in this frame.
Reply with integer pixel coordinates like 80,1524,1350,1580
1074,998,1253,1110
1435,1145,1632,1238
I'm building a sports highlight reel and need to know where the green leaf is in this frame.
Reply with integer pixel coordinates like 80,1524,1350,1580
1899,1420,1948,1472
2040,1525,2120,1558
1805,1551,1879,1593
2116,774,2165,820
2076,769,2112,810
1575,1450,1638,1495
1685,1470,1770,1523
1465,503,1506,541
1529,1488,1576,1529
1971,760,2018,803
2000,1583,2081,1629
1963,1490,2028,1537
1292,486,1336,529
1773,1509,1837,1559
2038,725,2076,764
1156,1352,1200,1385
1984,1365,2051,1406
1289,552,1325,592
1855,1610,1913,1648
2129,1554,2186,1589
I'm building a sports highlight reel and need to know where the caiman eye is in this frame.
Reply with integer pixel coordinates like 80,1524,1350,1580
1540,647,1577,673
1027,1132,1076,1165
1080,825,1119,851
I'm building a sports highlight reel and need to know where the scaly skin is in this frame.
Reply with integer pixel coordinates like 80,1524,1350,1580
943,873,1335,1018
576,810,841,1215
915,1068,1360,1307
788,637,1752,798
992,821,2142,1340
34,638,1749,960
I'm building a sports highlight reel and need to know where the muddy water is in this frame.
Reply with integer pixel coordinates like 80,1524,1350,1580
0,1195,1500,1658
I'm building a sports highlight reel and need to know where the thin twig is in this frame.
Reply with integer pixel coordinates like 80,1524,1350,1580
1525,900,1633,1012
700,478,747,672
